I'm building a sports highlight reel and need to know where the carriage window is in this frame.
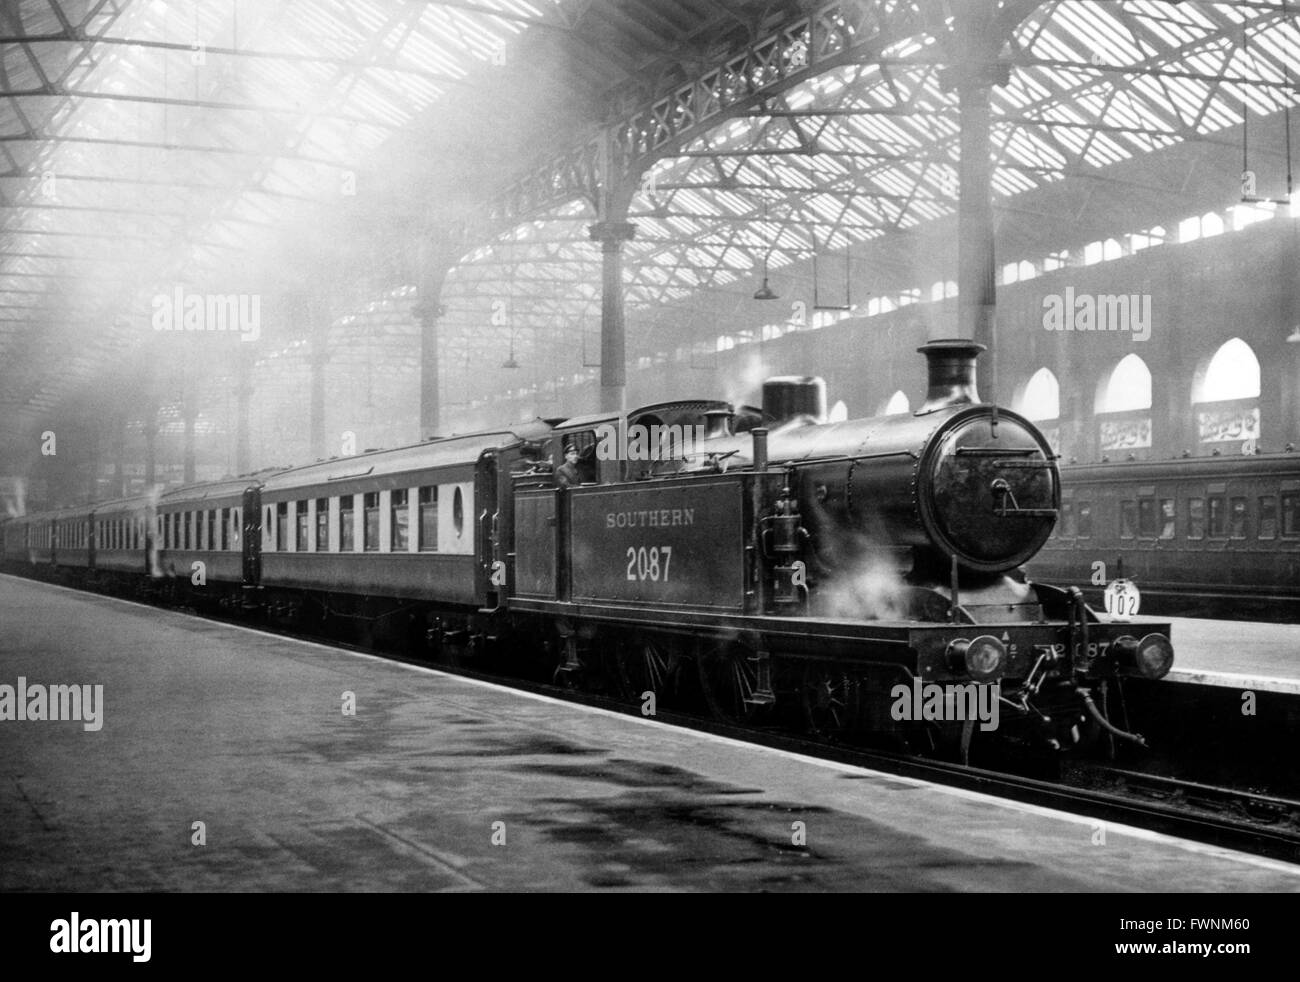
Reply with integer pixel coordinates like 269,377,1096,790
452,487,465,538
391,490,409,551
1207,495,1226,537
276,503,289,551
186,512,194,550
419,487,438,552
1188,498,1205,539
265,507,275,550
1077,500,1092,538
1282,493,1300,537
339,496,355,551
1228,497,1247,539
1259,496,1277,539
296,501,309,551
1159,499,1175,539
207,510,217,550
217,508,227,550
1137,498,1157,538
1120,500,1137,539
1060,501,1076,538
363,493,380,551
230,508,241,549
315,499,329,551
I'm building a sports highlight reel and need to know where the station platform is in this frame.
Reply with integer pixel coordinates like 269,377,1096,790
1,572,1297,892
1128,615,1300,694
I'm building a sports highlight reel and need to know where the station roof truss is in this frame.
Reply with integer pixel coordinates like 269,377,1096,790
0,0,1298,441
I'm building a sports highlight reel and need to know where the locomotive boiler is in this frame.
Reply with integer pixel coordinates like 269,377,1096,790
676,340,1062,619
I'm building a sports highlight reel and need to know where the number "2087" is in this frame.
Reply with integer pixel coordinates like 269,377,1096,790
626,545,672,582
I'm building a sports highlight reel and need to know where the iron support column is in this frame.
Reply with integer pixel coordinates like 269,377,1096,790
143,404,158,489
587,220,637,414
416,295,444,440
306,298,329,461
235,352,252,475
956,76,1000,401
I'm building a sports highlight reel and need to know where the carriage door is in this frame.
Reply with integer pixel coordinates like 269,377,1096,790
477,451,502,610
241,486,262,589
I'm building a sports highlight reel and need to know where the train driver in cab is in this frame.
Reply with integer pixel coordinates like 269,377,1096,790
555,444,582,488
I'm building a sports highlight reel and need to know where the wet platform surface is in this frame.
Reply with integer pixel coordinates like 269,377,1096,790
2,573,1297,892
1148,616,1300,694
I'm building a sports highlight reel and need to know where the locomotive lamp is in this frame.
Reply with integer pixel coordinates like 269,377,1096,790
1111,633,1175,680
946,635,1007,682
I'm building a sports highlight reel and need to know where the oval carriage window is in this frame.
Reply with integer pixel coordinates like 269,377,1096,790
453,487,464,538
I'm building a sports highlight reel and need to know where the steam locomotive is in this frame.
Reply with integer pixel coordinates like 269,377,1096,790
1,339,1174,759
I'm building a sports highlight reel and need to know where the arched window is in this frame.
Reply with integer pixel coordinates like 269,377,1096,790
1194,338,1261,403
828,399,849,423
1201,211,1225,238
1178,215,1201,242
1017,260,1036,281
882,390,910,416
1017,368,1060,422
1096,353,1152,414
1103,237,1124,260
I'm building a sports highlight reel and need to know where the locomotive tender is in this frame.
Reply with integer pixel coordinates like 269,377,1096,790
1,339,1174,756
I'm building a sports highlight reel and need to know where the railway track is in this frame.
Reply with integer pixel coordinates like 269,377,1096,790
12,569,1300,867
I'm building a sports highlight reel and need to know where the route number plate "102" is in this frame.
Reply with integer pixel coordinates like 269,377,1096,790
1104,577,1141,617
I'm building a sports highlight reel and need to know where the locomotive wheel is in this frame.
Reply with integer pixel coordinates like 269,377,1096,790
801,664,861,741
614,635,679,705
696,640,774,724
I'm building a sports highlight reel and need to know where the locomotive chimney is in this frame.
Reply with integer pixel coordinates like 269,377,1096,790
916,339,986,414
762,376,827,425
